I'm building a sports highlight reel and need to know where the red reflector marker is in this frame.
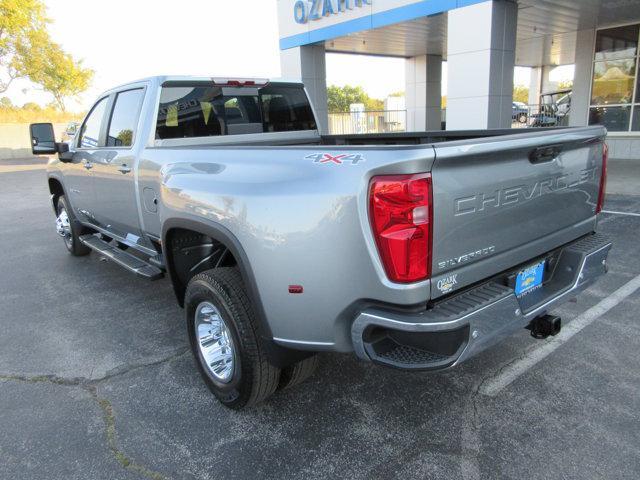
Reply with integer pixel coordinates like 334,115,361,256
369,173,433,283
596,143,608,214
288,285,304,294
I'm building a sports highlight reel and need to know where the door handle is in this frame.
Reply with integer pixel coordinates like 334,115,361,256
83,162,93,170
529,145,562,164
117,165,132,174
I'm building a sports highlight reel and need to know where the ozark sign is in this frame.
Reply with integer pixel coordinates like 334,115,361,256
294,0,372,24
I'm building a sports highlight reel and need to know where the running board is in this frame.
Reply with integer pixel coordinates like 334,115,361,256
79,234,164,280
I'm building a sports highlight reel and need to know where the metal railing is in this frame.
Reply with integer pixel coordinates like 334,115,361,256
328,110,406,135
511,104,571,129
326,106,570,134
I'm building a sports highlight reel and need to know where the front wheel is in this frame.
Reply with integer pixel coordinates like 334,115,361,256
185,268,280,409
55,196,90,256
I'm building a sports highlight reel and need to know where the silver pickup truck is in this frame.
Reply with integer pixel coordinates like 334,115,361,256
29,76,612,409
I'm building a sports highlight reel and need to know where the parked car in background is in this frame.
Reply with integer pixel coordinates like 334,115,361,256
29,76,610,409
512,101,529,123
62,121,79,143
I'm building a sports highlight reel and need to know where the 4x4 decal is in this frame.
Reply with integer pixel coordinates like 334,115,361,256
306,153,366,165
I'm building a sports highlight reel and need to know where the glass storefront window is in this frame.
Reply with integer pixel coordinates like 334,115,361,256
591,59,636,104
590,25,640,132
589,106,632,131
595,25,639,61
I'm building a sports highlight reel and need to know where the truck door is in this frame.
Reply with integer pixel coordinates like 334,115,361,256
65,96,109,222
90,88,145,239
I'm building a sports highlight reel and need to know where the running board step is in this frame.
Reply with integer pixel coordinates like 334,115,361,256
79,234,164,280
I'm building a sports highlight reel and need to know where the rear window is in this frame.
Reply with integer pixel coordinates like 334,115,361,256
107,88,144,147
155,84,317,140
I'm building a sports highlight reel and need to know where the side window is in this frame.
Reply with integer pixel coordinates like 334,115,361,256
79,97,108,148
156,86,225,140
107,89,144,147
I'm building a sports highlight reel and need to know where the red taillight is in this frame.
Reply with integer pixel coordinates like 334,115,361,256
596,143,608,214
369,173,432,283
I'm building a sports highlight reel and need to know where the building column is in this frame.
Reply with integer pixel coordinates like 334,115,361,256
570,29,596,127
528,67,543,106
406,54,442,131
446,1,518,130
280,44,329,133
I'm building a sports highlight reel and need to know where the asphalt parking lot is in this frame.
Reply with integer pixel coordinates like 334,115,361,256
1,162,639,480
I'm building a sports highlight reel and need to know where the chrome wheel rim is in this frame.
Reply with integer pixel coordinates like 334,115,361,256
194,302,235,383
56,208,73,248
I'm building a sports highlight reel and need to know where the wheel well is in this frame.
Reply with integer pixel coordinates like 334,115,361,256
48,178,64,209
165,227,238,306
163,223,313,368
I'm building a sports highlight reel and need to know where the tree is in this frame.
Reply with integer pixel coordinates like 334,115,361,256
327,84,385,113
0,96,13,108
558,80,573,90
0,0,93,109
513,85,529,103
1,0,47,93
30,37,93,111
22,101,40,110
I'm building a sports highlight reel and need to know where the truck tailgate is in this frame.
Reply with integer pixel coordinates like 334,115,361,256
430,127,606,299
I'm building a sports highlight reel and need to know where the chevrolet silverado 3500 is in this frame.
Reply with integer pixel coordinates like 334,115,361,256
29,76,611,409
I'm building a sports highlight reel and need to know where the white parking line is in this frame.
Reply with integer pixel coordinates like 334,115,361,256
479,273,640,397
602,210,640,217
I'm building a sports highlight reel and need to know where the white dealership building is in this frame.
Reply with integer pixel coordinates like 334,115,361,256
278,0,640,157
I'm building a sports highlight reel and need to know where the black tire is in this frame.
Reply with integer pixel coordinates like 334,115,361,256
518,113,528,124
185,268,280,409
278,354,319,391
56,196,91,256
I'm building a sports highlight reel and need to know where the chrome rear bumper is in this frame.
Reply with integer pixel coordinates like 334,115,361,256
351,233,612,370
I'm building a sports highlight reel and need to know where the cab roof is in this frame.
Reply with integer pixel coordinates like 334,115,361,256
102,75,303,95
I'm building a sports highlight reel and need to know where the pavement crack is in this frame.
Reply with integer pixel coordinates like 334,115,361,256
460,342,545,479
85,384,167,480
96,347,190,383
0,348,189,480
0,373,82,386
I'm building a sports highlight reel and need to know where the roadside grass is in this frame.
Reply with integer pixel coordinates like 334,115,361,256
0,107,84,124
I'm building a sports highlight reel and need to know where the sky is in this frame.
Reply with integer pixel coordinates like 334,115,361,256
4,0,572,111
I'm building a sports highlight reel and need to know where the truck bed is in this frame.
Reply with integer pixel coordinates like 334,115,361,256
154,127,568,148
321,127,564,146
149,125,606,304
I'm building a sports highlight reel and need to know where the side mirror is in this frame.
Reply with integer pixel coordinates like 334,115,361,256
30,123,58,155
